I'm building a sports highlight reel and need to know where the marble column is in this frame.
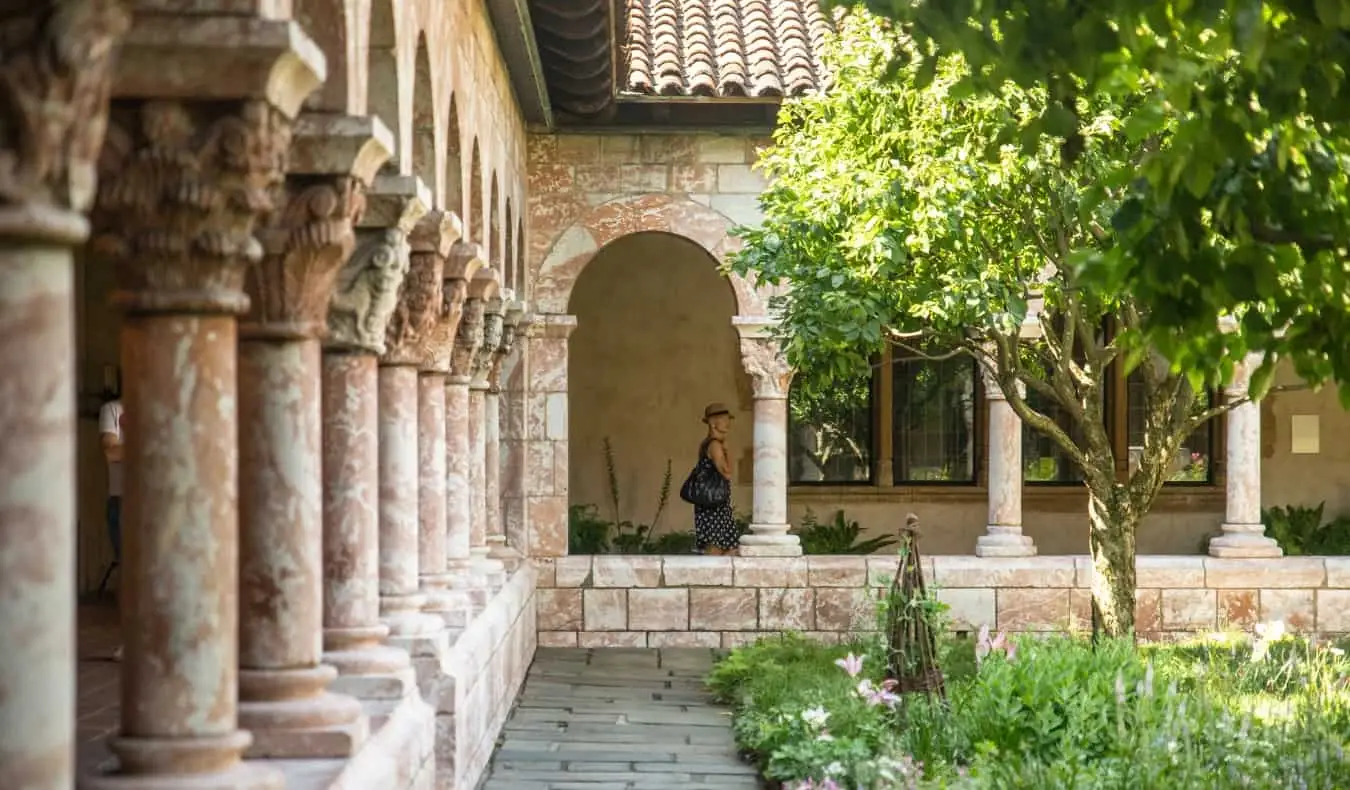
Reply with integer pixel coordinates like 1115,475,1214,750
0,7,127,790
1210,353,1283,558
486,296,525,567
446,265,486,600
736,322,802,557
409,212,467,628
234,116,391,758
470,283,507,587
82,21,323,787
976,378,1036,557
377,177,446,637
499,308,533,562
320,181,425,700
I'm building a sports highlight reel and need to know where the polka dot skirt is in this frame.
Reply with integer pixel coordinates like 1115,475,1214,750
694,501,739,552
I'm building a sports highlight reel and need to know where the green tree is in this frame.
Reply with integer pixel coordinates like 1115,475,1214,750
843,0,1350,398
729,13,1248,637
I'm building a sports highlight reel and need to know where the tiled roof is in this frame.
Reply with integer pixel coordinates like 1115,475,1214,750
530,0,616,119
622,0,832,99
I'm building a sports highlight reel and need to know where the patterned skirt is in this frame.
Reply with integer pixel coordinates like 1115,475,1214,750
693,502,739,551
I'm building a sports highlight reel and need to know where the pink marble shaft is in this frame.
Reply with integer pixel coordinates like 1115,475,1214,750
322,354,386,646
115,314,251,773
987,397,1023,527
444,377,473,565
377,364,426,627
238,338,324,673
485,390,502,542
751,395,789,526
0,249,76,790
417,373,449,588
468,387,488,553
1225,396,1261,525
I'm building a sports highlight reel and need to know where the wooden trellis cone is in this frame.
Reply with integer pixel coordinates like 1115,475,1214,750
886,513,946,700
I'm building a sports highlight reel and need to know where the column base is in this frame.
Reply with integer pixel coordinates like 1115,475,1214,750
420,573,469,627
238,691,368,759
472,552,507,590
739,526,802,557
380,592,443,636
487,536,524,570
975,526,1037,557
82,731,281,789
324,642,418,701
1209,524,1284,558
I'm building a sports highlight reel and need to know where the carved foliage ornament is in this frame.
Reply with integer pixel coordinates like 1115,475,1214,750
326,227,409,354
473,306,504,385
739,337,793,398
420,275,468,373
489,313,520,390
245,174,366,336
382,248,445,365
450,295,485,379
0,0,130,239
92,99,292,313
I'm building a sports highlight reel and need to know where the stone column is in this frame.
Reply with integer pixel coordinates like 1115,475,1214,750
735,321,802,557
376,177,446,637
499,307,533,561
976,377,1036,557
0,7,127,790
320,181,425,701
233,115,391,758
487,297,525,568
82,19,323,787
1210,353,1283,558
470,281,506,588
522,314,576,556
446,260,486,602
410,212,469,628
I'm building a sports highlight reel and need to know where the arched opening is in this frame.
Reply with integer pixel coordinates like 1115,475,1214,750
412,34,437,198
469,138,483,246
504,199,514,291
295,0,351,112
567,232,750,550
445,94,463,222
516,216,525,298
489,173,501,273
367,0,399,173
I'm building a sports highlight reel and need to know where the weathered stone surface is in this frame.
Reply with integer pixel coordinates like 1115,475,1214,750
592,556,662,588
758,588,814,631
732,557,808,587
937,588,996,631
996,588,1071,631
1217,589,1258,631
662,556,734,587
1259,589,1315,632
583,589,628,631
1206,558,1326,589
814,588,876,631
628,589,689,631
689,588,758,631
1137,556,1206,589
536,589,582,632
1161,589,1217,631
806,557,868,587
934,556,1077,589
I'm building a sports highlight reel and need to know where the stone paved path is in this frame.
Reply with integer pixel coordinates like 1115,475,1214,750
480,647,763,790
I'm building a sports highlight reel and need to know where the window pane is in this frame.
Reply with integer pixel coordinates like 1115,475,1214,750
1126,371,1213,483
893,354,976,483
1022,387,1085,483
788,369,872,483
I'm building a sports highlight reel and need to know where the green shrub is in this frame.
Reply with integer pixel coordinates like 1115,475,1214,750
1260,502,1350,555
795,509,898,555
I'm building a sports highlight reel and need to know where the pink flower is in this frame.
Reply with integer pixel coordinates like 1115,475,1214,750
976,624,1015,666
834,652,865,678
856,678,901,708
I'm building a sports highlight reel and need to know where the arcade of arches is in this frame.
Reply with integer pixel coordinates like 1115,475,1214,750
3,2,1350,790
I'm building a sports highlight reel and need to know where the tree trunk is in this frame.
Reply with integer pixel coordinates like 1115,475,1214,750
1087,487,1139,639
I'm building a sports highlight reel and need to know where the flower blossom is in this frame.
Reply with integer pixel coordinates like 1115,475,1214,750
834,653,864,677
801,706,830,728
857,677,901,708
976,624,1016,665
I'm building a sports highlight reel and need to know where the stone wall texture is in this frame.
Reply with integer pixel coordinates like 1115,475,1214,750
534,555,1350,648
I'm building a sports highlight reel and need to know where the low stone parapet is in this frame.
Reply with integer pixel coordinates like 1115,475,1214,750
533,555,1350,646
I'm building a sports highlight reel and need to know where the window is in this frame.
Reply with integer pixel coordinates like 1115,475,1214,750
1126,370,1214,483
788,367,873,483
892,352,977,483
1022,387,1086,483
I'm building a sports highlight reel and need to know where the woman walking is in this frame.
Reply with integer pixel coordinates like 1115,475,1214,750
691,403,739,556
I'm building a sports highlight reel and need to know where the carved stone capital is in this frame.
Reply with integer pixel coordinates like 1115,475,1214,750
450,296,485,379
382,247,444,367
488,296,525,391
0,0,131,243
1226,351,1266,397
407,211,465,372
325,226,409,354
92,99,293,315
473,299,506,389
243,174,366,338
739,336,793,399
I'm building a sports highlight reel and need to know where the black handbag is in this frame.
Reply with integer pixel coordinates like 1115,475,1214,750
680,441,731,507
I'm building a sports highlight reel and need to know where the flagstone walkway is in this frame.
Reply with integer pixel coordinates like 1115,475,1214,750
480,647,763,790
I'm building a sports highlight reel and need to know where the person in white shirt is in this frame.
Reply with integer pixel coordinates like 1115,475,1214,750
99,396,123,661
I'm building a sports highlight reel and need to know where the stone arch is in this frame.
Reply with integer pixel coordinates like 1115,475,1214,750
469,137,484,246
296,0,359,112
504,198,514,291
445,94,463,221
411,32,438,200
366,0,401,172
489,172,501,273
534,193,769,316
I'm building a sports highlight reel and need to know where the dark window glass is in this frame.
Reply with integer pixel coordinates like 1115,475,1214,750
1126,370,1214,483
893,353,977,483
788,368,873,483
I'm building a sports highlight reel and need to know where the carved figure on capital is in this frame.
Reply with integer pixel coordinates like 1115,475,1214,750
92,99,292,312
326,228,410,354
739,337,794,399
0,0,131,235
473,300,506,388
450,296,486,381
381,248,445,366
245,175,366,335
489,300,524,391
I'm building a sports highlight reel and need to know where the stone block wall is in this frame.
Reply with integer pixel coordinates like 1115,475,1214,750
533,555,1350,647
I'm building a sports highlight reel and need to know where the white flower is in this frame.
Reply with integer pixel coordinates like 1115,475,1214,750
801,706,831,728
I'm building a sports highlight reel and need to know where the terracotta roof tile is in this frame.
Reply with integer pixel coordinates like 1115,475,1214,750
622,0,829,99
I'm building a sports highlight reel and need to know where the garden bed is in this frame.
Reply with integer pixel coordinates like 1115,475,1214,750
708,626,1350,789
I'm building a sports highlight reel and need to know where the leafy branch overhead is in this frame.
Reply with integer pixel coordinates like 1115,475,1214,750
839,0,1350,398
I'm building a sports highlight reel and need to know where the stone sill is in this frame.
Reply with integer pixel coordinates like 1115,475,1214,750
789,485,1226,512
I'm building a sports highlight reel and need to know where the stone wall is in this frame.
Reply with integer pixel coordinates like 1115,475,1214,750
533,555,1350,647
